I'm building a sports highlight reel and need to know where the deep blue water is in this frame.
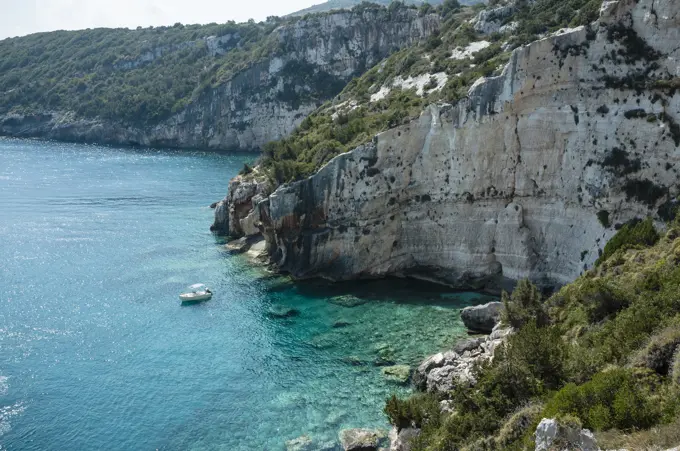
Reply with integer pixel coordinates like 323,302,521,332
0,138,496,450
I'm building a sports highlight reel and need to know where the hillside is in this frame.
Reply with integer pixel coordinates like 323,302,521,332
289,0,486,16
290,0,444,16
0,3,439,150
389,219,680,449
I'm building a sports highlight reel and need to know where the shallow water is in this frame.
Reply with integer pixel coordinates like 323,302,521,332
0,138,496,450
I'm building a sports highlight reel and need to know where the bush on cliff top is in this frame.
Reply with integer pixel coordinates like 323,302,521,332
388,220,680,450
595,217,659,266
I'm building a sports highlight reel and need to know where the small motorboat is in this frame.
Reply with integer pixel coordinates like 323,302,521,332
179,284,213,303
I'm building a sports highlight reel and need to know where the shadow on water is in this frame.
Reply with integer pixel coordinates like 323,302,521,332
263,276,499,308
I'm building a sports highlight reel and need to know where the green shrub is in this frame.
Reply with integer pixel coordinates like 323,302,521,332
579,279,629,323
597,210,610,228
545,368,661,431
239,163,253,175
504,321,569,389
385,393,442,430
501,279,548,329
595,218,659,266
496,403,543,447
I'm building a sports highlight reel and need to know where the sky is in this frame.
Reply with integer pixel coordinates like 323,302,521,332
0,0,324,39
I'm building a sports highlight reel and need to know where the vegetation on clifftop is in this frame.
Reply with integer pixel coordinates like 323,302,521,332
259,0,603,186
385,218,680,450
0,1,428,126
0,20,286,124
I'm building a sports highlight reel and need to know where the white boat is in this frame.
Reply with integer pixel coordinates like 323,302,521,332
179,284,213,302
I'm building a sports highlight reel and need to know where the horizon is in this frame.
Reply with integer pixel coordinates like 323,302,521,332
0,0,326,40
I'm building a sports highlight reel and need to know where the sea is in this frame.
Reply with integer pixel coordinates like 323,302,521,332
0,138,495,450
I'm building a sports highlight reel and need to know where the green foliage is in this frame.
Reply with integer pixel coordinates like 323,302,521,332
239,163,254,176
595,218,660,266
385,393,443,430
392,229,680,449
544,368,661,431
501,279,548,329
0,20,285,124
597,210,610,228
505,321,568,389
512,0,603,45
261,88,424,183
560,278,630,324
496,403,544,448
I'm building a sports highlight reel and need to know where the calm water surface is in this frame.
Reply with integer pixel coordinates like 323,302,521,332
0,138,495,450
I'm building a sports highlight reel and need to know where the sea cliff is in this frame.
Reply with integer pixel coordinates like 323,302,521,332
217,0,680,290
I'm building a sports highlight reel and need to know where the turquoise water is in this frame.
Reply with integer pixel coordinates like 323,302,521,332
0,138,496,450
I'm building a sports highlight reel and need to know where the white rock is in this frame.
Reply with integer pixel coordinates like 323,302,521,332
450,41,491,60
534,418,599,451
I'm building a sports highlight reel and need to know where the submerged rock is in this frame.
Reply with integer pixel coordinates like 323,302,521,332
342,356,368,366
285,435,338,451
225,237,250,253
329,295,369,308
534,418,598,451
267,305,301,319
339,428,388,451
460,302,503,333
333,320,352,328
381,365,411,384
286,435,314,451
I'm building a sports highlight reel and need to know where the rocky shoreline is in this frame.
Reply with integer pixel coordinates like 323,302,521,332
276,300,509,451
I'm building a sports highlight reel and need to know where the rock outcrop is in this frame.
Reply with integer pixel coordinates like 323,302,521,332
339,428,388,451
388,427,420,451
226,0,680,289
460,301,503,333
0,9,439,151
211,175,270,234
470,2,518,34
413,324,512,392
534,418,599,451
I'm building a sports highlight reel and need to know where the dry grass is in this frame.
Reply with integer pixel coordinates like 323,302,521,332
596,416,680,450
630,318,680,375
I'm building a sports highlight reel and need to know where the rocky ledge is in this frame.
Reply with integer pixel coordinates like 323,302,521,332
216,0,680,290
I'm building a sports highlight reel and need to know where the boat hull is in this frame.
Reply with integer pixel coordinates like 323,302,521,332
179,292,212,302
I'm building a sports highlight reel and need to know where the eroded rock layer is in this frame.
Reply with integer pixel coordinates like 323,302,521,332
225,0,680,288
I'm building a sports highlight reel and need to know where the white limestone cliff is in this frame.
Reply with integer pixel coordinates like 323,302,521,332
222,0,680,290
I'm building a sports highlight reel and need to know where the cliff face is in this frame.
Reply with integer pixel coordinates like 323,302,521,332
0,9,439,151
223,0,680,289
